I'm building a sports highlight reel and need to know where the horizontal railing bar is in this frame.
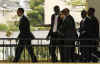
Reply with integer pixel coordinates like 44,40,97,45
0,38,99,47
0,44,49,47
0,44,99,47
0,38,100,41
0,38,16,40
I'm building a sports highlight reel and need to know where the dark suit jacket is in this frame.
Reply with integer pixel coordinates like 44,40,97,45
60,15,78,39
79,16,99,39
47,14,62,38
79,17,87,38
18,15,35,39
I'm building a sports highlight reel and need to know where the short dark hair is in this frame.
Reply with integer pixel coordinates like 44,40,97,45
65,8,69,12
88,8,95,16
81,10,87,13
17,8,24,13
81,10,87,15
88,8,95,13
63,8,70,14
54,5,59,10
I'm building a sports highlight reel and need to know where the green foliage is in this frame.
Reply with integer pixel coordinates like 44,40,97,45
0,24,8,31
7,45,52,62
7,21,19,31
29,0,44,9
8,26,19,31
71,0,86,6
8,56,14,61
27,0,44,26
7,46,50,61
34,46,50,58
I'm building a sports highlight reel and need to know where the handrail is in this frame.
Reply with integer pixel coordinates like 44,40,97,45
0,38,99,47
0,38,99,40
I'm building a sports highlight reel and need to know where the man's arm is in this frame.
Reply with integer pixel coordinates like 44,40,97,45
79,17,90,32
46,14,54,39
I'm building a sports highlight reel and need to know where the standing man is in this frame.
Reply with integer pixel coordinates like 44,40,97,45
88,8,100,60
86,8,99,62
59,8,78,62
78,10,90,62
13,8,37,62
46,5,61,62
79,8,99,62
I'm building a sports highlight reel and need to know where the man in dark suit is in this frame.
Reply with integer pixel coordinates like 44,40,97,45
79,8,99,62
59,8,78,62
78,10,95,62
88,8,100,60
46,5,62,62
86,8,100,62
13,8,37,62
78,10,88,62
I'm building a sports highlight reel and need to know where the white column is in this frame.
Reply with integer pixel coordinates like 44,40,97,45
44,0,53,24
88,0,100,35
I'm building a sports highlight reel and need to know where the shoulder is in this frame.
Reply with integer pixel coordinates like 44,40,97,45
68,15,75,22
22,15,28,20
51,14,55,18
85,17,91,22
87,16,98,23
92,16,98,21
69,15,73,18
22,15,29,21
67,15,74,20
92,16,99,24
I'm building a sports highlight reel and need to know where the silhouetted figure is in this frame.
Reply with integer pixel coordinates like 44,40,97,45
59,8,78,62
58,10,67,62
13,8,37,62
87,8,100,62
46,5,62,62
78,10,91,62
79,8,99,62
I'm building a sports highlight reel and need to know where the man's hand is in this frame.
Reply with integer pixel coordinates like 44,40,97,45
81,31,86,34
46,36,50,41
16,38,18,42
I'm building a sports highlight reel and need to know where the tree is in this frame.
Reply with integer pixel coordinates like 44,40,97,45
27,0,44,26
71,0,86,6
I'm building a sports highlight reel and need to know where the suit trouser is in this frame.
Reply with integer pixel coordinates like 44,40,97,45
91,41,100,58
79,40,98,62
13,40,37,62
93,50,100,57
49,39,58,62
49,32,60,62
60,40,75,62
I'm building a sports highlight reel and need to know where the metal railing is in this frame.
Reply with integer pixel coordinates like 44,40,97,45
0,38,51,62
0,38,100,62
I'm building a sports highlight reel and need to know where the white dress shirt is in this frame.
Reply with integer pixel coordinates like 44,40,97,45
53,15,59,32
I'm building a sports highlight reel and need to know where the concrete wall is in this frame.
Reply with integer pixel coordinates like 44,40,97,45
88,0,100,35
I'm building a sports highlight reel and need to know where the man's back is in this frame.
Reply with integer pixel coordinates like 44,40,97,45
89,16,99,38
18,15,34,39
84,16,99,38
61,15,77,39
19,15,30,33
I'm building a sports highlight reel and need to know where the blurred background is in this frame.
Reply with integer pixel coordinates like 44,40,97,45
0,0,87,61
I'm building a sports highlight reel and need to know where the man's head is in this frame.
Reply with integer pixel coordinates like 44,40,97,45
88,8,95,16
81,10,87,18
60,10,65,19
17,8,24,16
63,8,70,16
54,5,60,14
